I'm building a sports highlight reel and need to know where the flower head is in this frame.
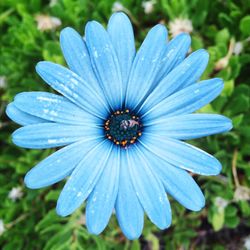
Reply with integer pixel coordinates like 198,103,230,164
244,235,250,250
0,76,7,89
169,18,193,37
214,197,228,212
234,186,250,201
35,14,61,31
112,2,125,12
142,1,155,14
6,12,232,239
8,187,23,201
233,41,243,55
0,220,5,236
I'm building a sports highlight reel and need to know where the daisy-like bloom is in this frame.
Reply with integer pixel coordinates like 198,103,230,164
244,235,250,250
142,1,155,14
0,220,5,236
35,14,61,32
234,186,250,201
112,2,125,12
169,18,193,37
6,13,232,239
8,187,23,201
214,197,228,212
0,76,6,89
233,41,243,55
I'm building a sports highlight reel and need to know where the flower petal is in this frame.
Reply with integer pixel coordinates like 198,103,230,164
142,78,224,121
24,137,101,189
142,149,205,211
56,140,113,217
14,92,101,126
145,114,232,139
139,49,209,114
115,149,144,240
86,146,120,235
60,27,100,90
125,24,168,110
155,33,191,83
107,12,135,94
140,134,222,175
36,62,109,119
127,146,171,229
85,21,123,110
6,102,46,126
12,123,101,149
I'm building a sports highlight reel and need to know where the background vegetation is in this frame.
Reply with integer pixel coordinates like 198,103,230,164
0,0,250,249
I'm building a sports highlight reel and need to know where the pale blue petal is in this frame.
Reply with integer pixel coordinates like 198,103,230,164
14,92,101,126
142,149,205,211
86,146,120,235
107,13,135,94
56,140,113,217
6,102,46,126
155,33,191,83
60,27,101,92
139,49,209,114
127,146,171,229
24,137,102,189
142,78,224,121
85,21,123,110
125,24,168,110
140,134,222,175
115,149,144,240
12,123,101,149
36,62,109,119
145,114,232,140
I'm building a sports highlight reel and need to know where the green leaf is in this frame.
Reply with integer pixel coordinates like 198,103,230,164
45,190,60,201
212,210,224,231
131,240,140,250
225,216,240,228
225,205,237,217
240,15,250,36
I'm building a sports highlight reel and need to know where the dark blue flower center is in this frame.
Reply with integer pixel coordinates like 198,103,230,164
104,109,143,148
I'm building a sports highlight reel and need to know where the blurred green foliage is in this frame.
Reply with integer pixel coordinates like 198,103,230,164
0,0,250,249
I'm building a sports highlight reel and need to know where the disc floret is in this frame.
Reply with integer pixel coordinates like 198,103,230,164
104,109,143,147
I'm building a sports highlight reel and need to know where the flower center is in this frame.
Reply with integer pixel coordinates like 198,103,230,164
104,109,143,148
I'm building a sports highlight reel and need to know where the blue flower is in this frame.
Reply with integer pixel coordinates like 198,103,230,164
6,12,232,239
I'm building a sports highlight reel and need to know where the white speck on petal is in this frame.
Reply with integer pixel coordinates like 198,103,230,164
50,110,58,116
37,96,60,103
77,192,82,197
94,51,99,58
48,139,57,144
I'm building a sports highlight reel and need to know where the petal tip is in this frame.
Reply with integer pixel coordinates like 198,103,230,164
86,222,103,236
24,172,38,189
5,102,14,120
109,11,129,21
35,61,47,75
121,228,142,240
56,202,70,217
